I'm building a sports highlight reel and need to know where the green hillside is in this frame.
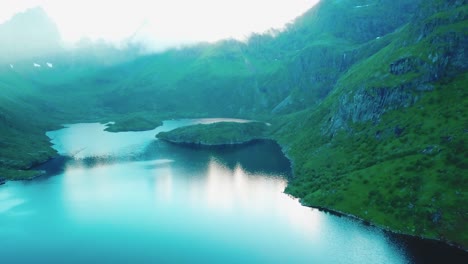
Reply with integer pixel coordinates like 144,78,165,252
0,0,466,248
157,122,268,146
272,1,468,246
0,70,59,180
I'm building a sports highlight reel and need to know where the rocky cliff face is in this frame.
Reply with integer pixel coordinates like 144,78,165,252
263,0,424,114
55,0,423,118
274,0,467,247
325,1,467,136
1,0,466,248
328,86,417,135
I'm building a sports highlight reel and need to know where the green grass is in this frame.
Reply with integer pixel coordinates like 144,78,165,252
274,69,467,248
0,102,58,180
104,112,163,132
0,0,465,249
269,2,468,246
157,122,268,146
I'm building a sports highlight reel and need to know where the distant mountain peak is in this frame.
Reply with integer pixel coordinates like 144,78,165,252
10,6,50,21
0,6,63,63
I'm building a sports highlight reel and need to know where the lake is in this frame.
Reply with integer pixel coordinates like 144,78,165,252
0,119,466,263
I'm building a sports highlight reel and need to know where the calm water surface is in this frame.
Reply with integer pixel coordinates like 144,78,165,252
0,119,466,263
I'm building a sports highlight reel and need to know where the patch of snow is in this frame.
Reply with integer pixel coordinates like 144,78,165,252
33,63,41,67
46,62,53,68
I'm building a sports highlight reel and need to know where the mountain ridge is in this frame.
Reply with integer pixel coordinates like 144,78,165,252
0,7,62,63
0,0,466,248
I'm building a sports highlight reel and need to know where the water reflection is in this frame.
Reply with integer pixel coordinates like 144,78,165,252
2,121,465,264
0,190,25,214
47,119,250,159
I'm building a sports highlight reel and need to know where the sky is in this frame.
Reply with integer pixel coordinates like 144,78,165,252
0,0,319,50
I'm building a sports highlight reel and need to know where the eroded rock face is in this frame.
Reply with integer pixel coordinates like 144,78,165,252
390,57,420,75
327,86,417,135
323,1,467,138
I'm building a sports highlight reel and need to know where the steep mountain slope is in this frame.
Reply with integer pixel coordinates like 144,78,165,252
0,7,62,63
273,0,467,246
0,0,466,248
0,67,59,180
0,7,141,89
46,0,421,117
0,8,141,180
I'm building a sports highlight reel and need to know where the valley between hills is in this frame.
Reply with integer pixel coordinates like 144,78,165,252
0,0,466,248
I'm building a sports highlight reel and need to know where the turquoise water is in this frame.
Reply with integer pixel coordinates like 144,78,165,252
0,120,466,263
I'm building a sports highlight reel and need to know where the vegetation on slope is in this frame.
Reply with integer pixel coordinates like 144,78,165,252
0,76,59,180
156,122,268,146
274,73,467,246
272,2,468,247
104,112,163,132
42,0,422,117
0,0,465,250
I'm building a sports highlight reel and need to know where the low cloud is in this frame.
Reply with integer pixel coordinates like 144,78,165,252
3,0,319,53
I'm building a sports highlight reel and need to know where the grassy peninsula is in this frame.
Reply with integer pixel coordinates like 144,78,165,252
156,122,268,146
104,113,163,132
0,0,466,249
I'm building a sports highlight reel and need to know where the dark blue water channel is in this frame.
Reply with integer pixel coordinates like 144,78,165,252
0,119,466,263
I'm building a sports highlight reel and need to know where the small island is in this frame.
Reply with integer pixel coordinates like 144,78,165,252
104,114,163,132
156,121,269,146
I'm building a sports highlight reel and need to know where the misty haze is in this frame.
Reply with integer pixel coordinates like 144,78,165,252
0,1,467,263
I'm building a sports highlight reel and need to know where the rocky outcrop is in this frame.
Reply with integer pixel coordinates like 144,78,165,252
324,1,467,137
274,0,468,248
327,86,417,135
390,57,421,75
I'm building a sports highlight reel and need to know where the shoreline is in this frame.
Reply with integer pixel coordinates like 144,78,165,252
273,138,468,252
0,159,53,183
13,140,466,252
159,129,467,251
301,201,468,252
2,121,466,252
158,137,268,148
